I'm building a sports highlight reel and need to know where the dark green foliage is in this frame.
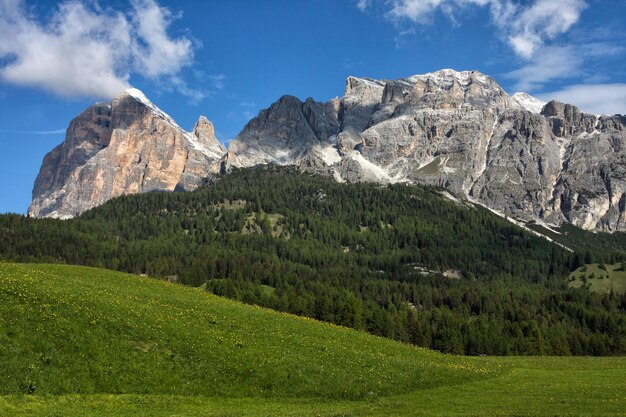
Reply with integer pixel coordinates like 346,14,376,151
1,166,625,355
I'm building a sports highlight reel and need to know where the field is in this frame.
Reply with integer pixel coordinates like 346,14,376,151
1,262,625,416
569,263,626,294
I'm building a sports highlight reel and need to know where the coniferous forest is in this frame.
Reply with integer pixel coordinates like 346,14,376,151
1,166,625,355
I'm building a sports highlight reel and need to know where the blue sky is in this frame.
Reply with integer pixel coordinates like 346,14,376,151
1,0,625,214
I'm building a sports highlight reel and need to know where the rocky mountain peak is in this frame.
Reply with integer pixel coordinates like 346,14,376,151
193,115,216,141
30,71,626,232
192,115,226,158
228,94,339,168
541,100,581,118
28,88,224,219
401,69,513,110
344,76,385,97
407,69,491,86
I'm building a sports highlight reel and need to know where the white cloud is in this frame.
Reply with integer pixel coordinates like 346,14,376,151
387,0,447,24
0,0,196,99
505,46,582,91
505,43,623,91
0,128,65,135
208,74,226,90
356,0,372,12
538,84,626,115
368,0,587,59
504,0,587,58
131,0,194,78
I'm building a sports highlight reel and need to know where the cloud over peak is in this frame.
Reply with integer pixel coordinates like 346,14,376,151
0,0,195,99
538,83,626,116
363,0,587,59
504,0,586,58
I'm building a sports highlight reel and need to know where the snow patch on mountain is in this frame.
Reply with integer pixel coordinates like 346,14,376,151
511,92,546,114
124,88,222,158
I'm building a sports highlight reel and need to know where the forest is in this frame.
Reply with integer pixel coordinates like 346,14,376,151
1,166,625,355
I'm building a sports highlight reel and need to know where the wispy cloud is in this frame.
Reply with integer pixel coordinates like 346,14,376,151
0,129,65,135
538,84,626,115
356,0,372,12
358,0,587,58
504,42,623,91
208,74,227,90
504,46,582,91
342,58,364,70
0,0,197,99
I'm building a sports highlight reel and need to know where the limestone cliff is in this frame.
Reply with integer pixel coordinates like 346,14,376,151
226,69,626,232
30,70,626,232
28,88,225,218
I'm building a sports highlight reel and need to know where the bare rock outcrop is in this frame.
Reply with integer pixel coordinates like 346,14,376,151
30,70,626,232
224,69,626,231
28,89,225,218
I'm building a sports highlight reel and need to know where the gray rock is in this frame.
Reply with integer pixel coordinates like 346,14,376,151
30,70,626,232
224,69,626,232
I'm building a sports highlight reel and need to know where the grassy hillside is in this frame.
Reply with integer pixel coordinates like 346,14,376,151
1,263,625,416
0,262,496,397
569,263,626,294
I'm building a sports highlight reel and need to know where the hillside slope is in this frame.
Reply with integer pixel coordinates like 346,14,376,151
0,263,495,397
0,263,624,416
2,167,626,355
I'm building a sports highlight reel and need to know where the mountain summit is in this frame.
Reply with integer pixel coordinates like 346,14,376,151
28,88,225,218
29,71,626,232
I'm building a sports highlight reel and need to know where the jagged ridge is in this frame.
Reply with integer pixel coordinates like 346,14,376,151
30,70,626,232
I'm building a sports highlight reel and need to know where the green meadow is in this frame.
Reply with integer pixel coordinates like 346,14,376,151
569,262,626,294
1,262,624,416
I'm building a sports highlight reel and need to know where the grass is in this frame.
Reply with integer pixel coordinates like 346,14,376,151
1,262,625,416
569,263,626,294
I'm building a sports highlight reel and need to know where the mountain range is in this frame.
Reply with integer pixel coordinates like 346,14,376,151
28,69,626,232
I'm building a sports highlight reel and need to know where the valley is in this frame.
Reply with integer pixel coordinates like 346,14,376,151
1,1,625,415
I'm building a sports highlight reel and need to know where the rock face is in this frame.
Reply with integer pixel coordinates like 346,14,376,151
227,95,339,167
30,70,626,232
227,69,626,232
28,88,225,218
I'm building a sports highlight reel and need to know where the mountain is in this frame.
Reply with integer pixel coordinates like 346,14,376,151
229,69,626,232
29,70,626,232
28,88,225,218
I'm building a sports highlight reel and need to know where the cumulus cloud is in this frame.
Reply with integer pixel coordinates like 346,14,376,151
0,0,196,99
361,0,587,59
538,84,626,115
503,0,587,58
